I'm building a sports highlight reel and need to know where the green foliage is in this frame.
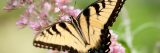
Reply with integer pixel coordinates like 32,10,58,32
118,40,131,53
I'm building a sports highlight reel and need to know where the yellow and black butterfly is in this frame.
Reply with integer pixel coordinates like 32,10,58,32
33,0,126,53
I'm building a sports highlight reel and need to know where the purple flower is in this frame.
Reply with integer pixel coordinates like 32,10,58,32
38,18,50,28
12,0,81,33
4,0,18,10
58,15,70,22
69,9,81,18
57,5,81,18
27,4,35,14
29,21,41,31
54,7,60,13
4,0,34,10
42,2,52,12
16,15,29,29
55,0,71,5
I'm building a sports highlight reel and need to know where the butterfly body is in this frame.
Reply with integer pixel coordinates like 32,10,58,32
33,0,126,53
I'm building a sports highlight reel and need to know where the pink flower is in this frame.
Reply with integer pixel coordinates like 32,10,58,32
26,0,33,4
38,12,50,28
54,7,60,13
12,0,18,7
70,9,81,18
109,30,125,53
16,15,28,29
55,0,71,5
38,18,50,28
58,5,68,12
4,0,18,10
29,21,41,31
27,4,35,14
57,5,81,18
112,44,125,53
43,2,52,12
9,0,81,33
59,15,71,22
4,0,33,10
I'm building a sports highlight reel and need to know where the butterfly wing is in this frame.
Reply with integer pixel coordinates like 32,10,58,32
33,21,87,52
76,0,126,52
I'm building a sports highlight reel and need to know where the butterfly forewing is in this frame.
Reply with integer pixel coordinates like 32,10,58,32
77,0,125,52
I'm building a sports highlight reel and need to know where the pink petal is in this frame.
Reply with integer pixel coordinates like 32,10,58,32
16,15,29,28
27,4,35,14
38,18,50,28
43,2,51,12
59,15,71,22
29,21,41,31
16,20,27,29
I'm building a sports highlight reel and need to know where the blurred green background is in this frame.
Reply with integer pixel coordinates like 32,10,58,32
0,0,160,53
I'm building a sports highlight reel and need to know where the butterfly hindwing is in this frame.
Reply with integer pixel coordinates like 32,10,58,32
34,22,86,52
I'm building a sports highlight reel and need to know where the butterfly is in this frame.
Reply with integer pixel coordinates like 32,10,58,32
33,0,126,53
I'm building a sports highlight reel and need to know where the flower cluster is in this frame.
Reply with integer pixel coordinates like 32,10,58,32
5,0,81,34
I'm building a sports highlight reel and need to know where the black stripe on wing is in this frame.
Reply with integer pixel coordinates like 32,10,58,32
33,41,78,53
59,22,85,45
92,3,100,15
46,29,53,35
83,8,90,37
34,22,83,52
51,24,60,35
100,0,126,53
77,0,107,36
59,22,74,35
104,0,126,27
70,17,89,45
